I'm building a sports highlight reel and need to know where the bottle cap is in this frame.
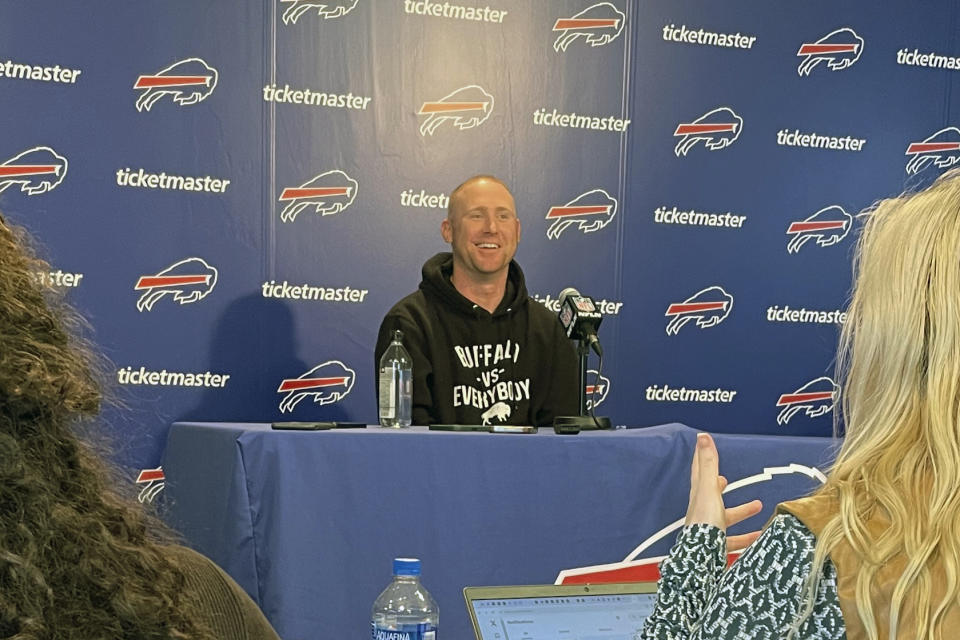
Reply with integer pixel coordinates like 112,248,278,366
392,329,403,343
393,557,421,576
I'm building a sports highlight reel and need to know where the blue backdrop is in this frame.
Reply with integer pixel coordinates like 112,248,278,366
2,0,956,481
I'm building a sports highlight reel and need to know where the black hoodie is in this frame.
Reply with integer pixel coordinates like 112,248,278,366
375,253,579,426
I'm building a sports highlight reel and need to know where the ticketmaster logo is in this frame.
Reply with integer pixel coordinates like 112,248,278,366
403,0,507,22
776,129,866,152
767,305,846,324
645,384,737,403
897,48,960,71
654,206,746,229
263,83,372,110
261,280,369,303
533,108,631,132
117,366,230,388
34,269,84,288
0,57,82,84
400,188,449,209
661,24,756,49
116,167,230,194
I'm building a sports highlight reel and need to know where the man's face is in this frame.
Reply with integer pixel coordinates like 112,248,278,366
442,179,521,282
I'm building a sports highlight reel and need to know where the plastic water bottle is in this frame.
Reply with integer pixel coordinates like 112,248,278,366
379,329,412,427
371,557,438,640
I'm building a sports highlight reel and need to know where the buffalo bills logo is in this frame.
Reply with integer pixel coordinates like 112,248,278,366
905,127,960,175
796,27,864,76
134,257,218,312
585,369,610,411
555,462,826,584
135,467,165,504
0,146,68,195
418,85,494,136
776,376,839,425
545,188,617,239
280,0,358,25
665,286,733,335
278,169,358,223
277,360,356,413
674,107,742,156
134,58,218,112
552,2,625,53
786,205,852,254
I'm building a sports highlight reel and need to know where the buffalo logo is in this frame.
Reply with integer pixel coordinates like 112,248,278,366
665,286,733,335
674,107,742,156
418,85,494,136
796,27,864,76
280,0,357,25
552,2,625,53
585,369,610,411
134,257,218,312
134,58,218,112
277,360,356,413
135,467,165,504
545,188,617,239
776,376,839,425
555,462,826,584
481,402,511,425
278,169,358,223
786,205,852,254
905,127,960,175
0,146,68,195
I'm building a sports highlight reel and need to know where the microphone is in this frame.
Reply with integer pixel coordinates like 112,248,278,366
553,287,612,432
557,287,603,356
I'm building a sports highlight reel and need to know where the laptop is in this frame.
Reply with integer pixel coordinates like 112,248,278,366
463,582,658,640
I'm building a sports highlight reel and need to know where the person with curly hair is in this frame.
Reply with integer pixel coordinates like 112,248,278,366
0,216,280,640
640,171,960,640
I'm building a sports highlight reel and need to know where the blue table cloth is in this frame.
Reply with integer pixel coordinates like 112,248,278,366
162,422,837,640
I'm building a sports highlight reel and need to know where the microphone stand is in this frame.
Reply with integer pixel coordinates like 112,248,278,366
554,338,611,433
577,339,590,416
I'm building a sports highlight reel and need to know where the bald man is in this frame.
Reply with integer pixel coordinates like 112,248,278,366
375,175,578,427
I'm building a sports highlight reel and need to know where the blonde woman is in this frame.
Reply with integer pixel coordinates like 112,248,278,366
640,171,960,639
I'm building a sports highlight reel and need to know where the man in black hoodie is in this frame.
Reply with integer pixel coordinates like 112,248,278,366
375,175,579,427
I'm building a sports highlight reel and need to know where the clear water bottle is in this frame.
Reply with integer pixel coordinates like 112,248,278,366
371,557,438,640
379,329,412,427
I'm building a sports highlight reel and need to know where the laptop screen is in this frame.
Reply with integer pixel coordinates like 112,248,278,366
465,584,656,640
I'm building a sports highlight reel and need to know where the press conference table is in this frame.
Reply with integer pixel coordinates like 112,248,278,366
162,422,836,640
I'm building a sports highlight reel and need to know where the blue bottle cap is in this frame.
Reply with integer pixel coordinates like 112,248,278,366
393,557,421,576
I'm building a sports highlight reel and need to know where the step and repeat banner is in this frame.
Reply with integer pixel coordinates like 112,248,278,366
2,1,957,485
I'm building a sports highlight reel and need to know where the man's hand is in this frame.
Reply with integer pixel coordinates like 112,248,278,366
686,433,763,552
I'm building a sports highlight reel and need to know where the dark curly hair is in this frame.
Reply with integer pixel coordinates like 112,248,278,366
0,217,217,640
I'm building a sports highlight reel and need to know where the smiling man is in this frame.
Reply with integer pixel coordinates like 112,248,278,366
375,175,578,426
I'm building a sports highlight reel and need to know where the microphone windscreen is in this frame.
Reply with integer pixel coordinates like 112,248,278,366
558,287,580,307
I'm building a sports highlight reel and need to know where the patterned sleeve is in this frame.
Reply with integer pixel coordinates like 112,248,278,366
637,514,844,640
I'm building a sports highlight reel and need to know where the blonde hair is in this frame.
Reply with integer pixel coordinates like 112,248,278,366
793,170,960,638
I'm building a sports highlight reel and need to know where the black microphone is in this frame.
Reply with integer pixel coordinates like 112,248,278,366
557,287,603,356
553,287,612,432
